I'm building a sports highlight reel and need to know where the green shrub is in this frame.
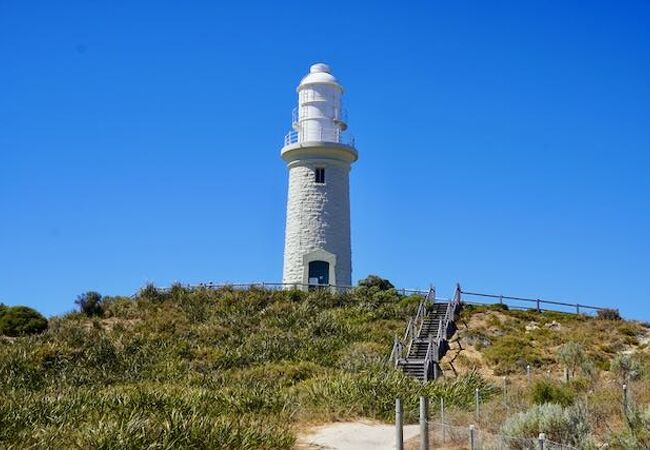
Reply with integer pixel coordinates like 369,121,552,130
529,380,575,407
501,403,590,449
611,354,643,383
357,275,395,291
75,291,104,317
0,306,48,336
558,342,593,378
597,308,621,321
483,335,545,374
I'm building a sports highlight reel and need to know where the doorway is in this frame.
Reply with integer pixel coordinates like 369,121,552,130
308,260,330,287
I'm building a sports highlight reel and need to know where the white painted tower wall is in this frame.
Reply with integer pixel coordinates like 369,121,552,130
281,63,358,287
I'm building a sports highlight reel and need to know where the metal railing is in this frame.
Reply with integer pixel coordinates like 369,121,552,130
459,288,614,316
173,281,428,297
283,128,355,147
391,287,437,367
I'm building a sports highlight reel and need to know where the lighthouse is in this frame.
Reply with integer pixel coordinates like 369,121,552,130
281,63,358,288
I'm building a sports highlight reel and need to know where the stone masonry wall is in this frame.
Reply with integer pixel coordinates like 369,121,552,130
282,161,352,286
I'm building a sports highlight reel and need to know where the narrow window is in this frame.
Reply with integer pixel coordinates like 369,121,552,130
315,167,325,184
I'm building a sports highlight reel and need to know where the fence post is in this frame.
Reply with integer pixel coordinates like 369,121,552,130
536,298,541,312
538,432,546,450
440,397,445,443
527,365,531,385
395,398,403,450
576,304,580,314
469,425,476,450
420,397,429,450
503,376,507,405
622,384,628,416
564,367,570,383
475,388,480,421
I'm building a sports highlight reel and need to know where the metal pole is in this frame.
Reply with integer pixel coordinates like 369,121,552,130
395,398,404,450
469,425,476,450
420,397,429,450
475,388,480,421
527,364,531,385
623,384,628,416
440,397,445,443
564,367,569,383
538,432,546,450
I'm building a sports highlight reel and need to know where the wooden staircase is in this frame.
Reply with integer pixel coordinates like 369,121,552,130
390,286,461,382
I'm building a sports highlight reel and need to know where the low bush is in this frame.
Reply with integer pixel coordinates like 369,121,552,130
357,274,395,291
0,305,48,336
529,380,575,407
501,403,590,449
597,308,621,321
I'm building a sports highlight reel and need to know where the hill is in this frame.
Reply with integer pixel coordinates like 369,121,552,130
1,285,649,449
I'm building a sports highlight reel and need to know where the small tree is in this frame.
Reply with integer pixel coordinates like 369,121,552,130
558,342,593,379
611,354,643,383
0,306,48,336
597,308,622,321
357,275,395,291
75,291,104,317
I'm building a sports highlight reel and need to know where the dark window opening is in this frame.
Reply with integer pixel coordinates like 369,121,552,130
315,167,325,184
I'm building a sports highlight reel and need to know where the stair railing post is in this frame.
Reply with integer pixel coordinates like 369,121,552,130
420,396,429,450
396,398,404,450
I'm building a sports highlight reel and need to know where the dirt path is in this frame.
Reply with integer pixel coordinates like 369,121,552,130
296,421,420,450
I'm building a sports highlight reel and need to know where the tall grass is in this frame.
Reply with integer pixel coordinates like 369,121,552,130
0,285,492,448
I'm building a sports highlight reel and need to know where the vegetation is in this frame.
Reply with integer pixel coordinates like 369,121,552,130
0,304,48,337
447,303,650,448
501,403,591,449
75,291,104,317
0,284,493,449
357,274,395,291
2,288,649,448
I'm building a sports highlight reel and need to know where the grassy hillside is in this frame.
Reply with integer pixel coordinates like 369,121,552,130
0,285,494,449
2,286,648,449
436,304,650,448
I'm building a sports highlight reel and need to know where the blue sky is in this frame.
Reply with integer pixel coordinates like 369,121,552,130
1,1,648,319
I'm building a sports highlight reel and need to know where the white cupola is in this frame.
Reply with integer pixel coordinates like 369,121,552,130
285,63,352,146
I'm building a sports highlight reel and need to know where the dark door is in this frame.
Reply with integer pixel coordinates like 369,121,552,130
308,260,329,286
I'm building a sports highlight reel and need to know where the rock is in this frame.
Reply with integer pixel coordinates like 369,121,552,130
525,322,540,332
545,320,561,331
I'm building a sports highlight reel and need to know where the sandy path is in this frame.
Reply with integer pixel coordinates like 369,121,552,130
296,421,420,450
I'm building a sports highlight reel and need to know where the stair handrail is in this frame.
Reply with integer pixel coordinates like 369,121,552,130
433,285,460,352
415,287,435,336
423,333,435,381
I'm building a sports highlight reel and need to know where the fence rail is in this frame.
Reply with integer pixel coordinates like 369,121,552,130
157,281,430,297
460,289,614,316
136,281,615,317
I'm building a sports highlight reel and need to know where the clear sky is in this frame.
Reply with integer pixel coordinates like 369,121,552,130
1,1,648,319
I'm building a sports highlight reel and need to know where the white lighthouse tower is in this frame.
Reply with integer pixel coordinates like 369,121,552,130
281,63,358,287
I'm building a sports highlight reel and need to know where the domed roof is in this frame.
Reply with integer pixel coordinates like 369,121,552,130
297,63,343,91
